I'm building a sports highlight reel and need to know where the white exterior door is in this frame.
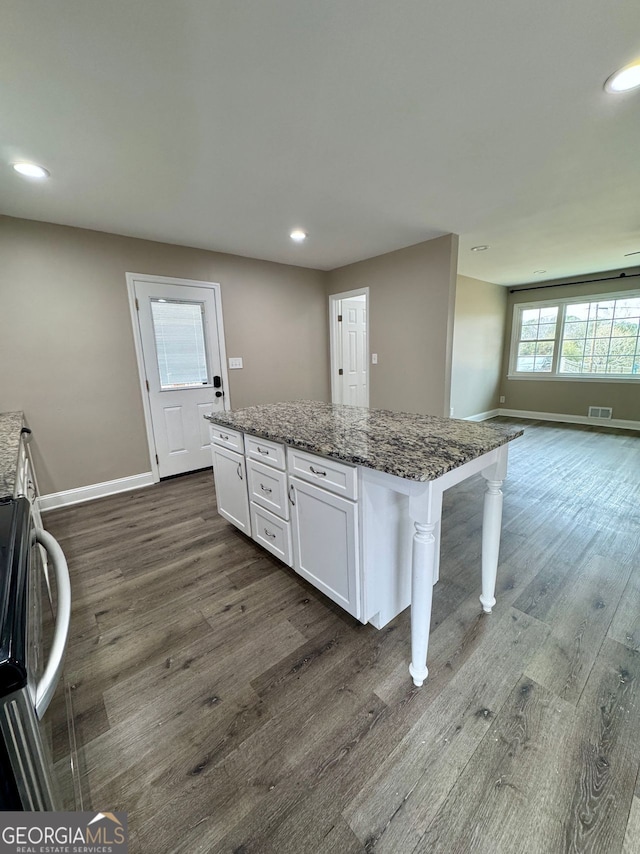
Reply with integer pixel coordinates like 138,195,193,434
129,275,229,478
339,297,368,406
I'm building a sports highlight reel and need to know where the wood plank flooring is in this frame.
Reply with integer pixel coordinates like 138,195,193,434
44,419,640,853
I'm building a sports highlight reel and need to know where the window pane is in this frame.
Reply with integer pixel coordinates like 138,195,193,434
563,321,587,339
536,340,554,357
560,356,582,373
609,337,637,356
595,301,614,318
613,317,639,336
516,356,535,372
521,308,541,324
518,342,537,358
614,298,640,318
588,356,607,373
521,322,539,340
595,320,612,337
538,322,557,339
533,356,552,372
540,306,558,322
566,303,590,321
607,357,634,374
151,299,209,389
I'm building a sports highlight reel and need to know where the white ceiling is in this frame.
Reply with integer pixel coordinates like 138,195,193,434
1,0,639,285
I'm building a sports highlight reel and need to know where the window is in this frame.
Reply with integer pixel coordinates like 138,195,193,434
509,290,640,380
150,298,210,389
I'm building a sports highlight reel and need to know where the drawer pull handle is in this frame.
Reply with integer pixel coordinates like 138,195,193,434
288,485,296,506
309,465,327,477
219,433,229,441
260,483,272,494
264,528,276,539
257,446,270,456
236,462,243,480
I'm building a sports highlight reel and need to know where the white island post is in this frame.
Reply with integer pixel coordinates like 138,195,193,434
402,443,508,686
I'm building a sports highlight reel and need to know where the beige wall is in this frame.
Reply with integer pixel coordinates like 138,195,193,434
326,235,458,417
451,275,507,418
501,269,640,422
0,216,330,494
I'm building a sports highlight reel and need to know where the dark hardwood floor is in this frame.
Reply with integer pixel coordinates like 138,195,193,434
44,419,640,853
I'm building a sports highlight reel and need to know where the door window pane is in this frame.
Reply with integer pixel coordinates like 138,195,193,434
151,299,209,389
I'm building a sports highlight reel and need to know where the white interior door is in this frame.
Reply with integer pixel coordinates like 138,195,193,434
130,275,229,478
339,296,368,406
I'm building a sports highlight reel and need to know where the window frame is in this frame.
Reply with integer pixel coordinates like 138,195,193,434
507,288,640,382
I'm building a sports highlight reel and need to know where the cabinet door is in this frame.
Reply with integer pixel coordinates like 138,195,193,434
212,446,251,535
290,476,361,621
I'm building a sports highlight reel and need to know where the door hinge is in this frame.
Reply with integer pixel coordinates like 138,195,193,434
145,379,150,392
337,314,342,322
338,368,344,375
155,453,159,465
135,298,139,311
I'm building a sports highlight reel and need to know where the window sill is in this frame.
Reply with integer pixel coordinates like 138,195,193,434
507,374,639,384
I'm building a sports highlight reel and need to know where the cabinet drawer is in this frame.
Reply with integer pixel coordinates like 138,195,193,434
247,460,289,521
287,449,357,500
210,424,244,453
250,504,292,567
245,435,286,470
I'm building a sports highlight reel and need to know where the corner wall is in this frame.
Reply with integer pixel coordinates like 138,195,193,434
0,216,330,494
450,275,507,419
326,235,459,417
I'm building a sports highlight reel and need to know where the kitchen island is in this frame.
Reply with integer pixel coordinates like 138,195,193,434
205,401,523,687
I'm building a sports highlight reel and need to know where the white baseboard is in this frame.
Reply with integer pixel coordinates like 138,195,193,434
40,471,155,512
463,409,500,422
498,408,640,432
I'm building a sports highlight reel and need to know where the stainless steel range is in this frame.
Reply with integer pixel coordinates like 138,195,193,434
0,496,82,810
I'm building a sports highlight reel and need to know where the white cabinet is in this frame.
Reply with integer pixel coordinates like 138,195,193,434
210,428,362,622
289,476,360,620
211,445,251,535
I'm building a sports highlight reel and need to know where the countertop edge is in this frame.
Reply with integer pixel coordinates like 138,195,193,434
205,406,523,483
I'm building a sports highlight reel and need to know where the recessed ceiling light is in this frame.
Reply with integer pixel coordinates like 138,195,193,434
534,270,547,274
470,245,489,252
12,162,50,179
290,229,307,243
604,61,640,93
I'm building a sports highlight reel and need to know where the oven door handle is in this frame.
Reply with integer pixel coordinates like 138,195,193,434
34,528,71,720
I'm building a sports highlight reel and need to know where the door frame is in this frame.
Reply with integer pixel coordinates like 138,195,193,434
329,287,370,406
126,272,231,482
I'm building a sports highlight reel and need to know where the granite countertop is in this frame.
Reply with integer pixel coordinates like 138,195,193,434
205,401,523,482
0,412,25,499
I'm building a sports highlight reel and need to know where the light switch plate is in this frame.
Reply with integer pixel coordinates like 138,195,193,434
228,357,243,369
371,353,378,364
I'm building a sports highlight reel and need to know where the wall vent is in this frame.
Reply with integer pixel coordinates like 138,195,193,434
588,406,613,420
